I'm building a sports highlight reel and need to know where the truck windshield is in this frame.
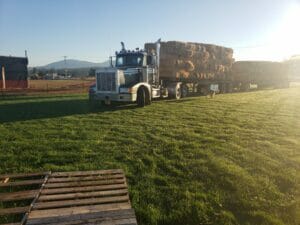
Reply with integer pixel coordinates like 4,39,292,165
116,54,144,67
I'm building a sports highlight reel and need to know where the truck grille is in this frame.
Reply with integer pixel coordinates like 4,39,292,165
96,72,116,92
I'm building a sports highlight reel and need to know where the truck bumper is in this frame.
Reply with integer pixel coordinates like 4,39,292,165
94,92,137,102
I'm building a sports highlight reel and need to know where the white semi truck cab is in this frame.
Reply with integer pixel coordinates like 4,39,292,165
90,41,187,107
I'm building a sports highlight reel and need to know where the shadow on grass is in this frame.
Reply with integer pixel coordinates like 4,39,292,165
0,95,81,101
165,98,201,103
0,99,137,123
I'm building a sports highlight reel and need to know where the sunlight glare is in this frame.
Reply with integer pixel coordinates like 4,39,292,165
270,4,300,59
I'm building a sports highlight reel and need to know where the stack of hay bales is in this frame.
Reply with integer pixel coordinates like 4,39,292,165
232,61,289,84
144,41,234,82
284,56,300,81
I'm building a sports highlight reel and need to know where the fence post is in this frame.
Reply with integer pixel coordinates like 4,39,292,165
1,66,6,89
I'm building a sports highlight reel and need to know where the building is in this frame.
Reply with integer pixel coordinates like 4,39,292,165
44,73,59,80
0,56,28,89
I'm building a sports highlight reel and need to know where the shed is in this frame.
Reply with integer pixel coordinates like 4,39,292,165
0,56,28,89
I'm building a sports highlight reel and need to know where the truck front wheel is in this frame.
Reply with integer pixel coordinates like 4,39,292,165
89,99,100,110
137,87,150,107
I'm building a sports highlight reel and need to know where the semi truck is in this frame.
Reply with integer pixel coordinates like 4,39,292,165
89,40,290,107
89,40,232,107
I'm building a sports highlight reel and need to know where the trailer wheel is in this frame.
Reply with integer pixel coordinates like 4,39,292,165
197,85,209,95
167,82,182,99
137,87,146,107
226,83,233,93
241,83,250,92
181,84,188,98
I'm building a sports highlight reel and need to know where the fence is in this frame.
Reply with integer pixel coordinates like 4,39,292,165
0,79,95,96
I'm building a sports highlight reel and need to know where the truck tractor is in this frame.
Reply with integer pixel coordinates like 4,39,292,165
89,40,188,107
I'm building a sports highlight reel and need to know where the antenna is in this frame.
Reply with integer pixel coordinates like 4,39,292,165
25,50,28,58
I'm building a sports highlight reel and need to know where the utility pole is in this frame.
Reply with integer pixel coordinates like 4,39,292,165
63,56,68,78
25,50,29,88
2,66,6,89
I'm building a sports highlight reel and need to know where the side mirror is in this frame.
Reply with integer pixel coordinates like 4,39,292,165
147,55,151,65
109,56,114,67
147,55,156,66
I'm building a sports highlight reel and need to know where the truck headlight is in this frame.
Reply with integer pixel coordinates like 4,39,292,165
120,88,133,93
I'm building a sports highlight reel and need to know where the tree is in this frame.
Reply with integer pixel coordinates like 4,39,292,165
89,68,96,77
32,67,37,74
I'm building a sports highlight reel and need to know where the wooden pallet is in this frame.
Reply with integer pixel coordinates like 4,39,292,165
0,170,137,225
0,172,50,225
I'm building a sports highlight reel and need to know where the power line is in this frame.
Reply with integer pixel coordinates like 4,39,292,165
63,56,68,77
63,56,67,64
231,43,274,49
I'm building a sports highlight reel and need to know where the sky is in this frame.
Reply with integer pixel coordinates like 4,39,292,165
0,0,300,66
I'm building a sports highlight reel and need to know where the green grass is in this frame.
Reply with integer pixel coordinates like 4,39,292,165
0,87,299,225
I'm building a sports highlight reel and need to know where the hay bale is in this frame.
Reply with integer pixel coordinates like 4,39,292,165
285,57,300,80
232,61,289,83
145,41,234,81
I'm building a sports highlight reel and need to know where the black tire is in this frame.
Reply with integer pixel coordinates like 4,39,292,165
226,83,233,93
241,83,250,92
89,92,96,102
219,83,226,93
137,88,146,107
257,83,265,90
181,84,188,98
197,85,209,95
145,90,152,105
89,99,99,110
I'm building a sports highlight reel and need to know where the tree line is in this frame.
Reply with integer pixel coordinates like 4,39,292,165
29,67,97,79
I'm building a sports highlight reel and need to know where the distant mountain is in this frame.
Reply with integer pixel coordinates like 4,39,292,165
40,59,110,69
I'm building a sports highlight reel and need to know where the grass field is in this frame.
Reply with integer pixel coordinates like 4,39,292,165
0,86,299,225
28,79,94,90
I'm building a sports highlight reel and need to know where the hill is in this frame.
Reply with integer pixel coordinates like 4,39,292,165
40,59,110,69
0,87,299,225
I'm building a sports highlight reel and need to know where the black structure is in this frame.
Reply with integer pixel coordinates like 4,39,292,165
0,56,28,88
